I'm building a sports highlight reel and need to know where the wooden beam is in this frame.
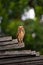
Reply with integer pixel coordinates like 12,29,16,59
0,39,18,45
0,36,12,42
0,42,25,51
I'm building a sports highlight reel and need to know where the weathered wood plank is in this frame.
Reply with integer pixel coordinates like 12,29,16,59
0,39,18,45
0,50,31,55
0,55,43,65
0,42,24,50
0,50,40,57
0,54,35,59
5,61,43,65
0,36,12,42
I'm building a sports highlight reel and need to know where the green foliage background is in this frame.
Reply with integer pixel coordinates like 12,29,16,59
0,0,43,54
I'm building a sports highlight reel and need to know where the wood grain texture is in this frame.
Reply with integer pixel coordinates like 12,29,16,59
0,36,12,42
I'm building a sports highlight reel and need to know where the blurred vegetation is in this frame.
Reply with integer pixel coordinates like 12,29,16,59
4,20,24,38
0,0,43,54
24,19,43,53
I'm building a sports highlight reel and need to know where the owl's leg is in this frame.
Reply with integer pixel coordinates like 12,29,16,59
20,38,23,43
18,38,21,44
